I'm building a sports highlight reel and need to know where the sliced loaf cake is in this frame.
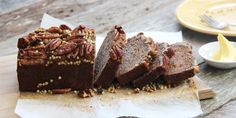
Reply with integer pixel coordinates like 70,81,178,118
163,42,199,84
116,33,157,85
132,42,174,88
94,26,126,87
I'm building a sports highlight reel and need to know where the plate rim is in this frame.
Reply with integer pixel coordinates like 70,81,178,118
176,0,236,37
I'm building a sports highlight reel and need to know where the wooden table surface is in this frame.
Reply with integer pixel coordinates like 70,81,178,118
1,0,236,118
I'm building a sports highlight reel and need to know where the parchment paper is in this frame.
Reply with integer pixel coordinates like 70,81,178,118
15,14,202,118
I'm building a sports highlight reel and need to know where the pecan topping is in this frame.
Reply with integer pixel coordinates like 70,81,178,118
19,49,46,59
18,37,30,49
68,36,85,44
36,34,61,39
47,27,62,34
85,43,94,55
59,24,72,31
46,38,62,51
110,48,117,60
79,44,85,57
55,42,77,55
30,39,42,47
71,25,86,36
34,28,46,33
18,59,45,65
114,25,125,34
114,45,124,58
52,88,71,94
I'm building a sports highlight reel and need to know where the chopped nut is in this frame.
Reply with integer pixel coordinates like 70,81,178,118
193,66,200,74
58,76,62,80
78,89,95,98
134,88,140,93
52,88,71,94
96,87,104,95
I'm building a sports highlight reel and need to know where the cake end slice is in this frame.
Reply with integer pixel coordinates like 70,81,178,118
94,25,126,87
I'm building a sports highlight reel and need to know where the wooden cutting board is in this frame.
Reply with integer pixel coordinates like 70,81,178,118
0,54,215,117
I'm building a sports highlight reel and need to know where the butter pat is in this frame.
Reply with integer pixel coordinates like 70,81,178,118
212,34,236,61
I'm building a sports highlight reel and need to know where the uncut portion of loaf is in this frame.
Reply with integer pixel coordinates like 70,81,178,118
17,25,95,92
132,43,174,88
116,33,157,85
163,42,198,84
94,26,126,87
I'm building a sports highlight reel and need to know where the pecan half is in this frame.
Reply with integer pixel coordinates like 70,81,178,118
19,49,47,59
18,59,45,65
52,88,71,94
114,25,125,34
79,44,85,57
85,43,94,55
55,42,77,55
71,25,86,36
47,27,62,34
17,37,30,49
36,34,61,39
113,45,124,58
46,38,62,51
110,48,117,60
68,36,85,44
59,24,72,31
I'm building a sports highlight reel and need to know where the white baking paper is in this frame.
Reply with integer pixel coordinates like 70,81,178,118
15,14,202,118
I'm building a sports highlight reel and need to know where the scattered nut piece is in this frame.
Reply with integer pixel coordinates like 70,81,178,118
52,88,71,94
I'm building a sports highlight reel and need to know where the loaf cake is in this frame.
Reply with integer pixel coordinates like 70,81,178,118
94,25,126,87
116,33,157,85
163,42,198,84
17,25,95,92
132,43,174,88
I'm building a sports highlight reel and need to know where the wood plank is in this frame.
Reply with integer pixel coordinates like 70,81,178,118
189,77,215,100
197,63,236,115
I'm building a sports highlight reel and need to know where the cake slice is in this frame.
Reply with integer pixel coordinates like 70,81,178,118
116,33,157,85
94,25,126,87
132,43,174,88
17,25,96,92
163,42,199,84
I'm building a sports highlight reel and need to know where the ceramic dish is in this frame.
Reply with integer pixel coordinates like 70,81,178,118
198,41,236,69
176,0,236,36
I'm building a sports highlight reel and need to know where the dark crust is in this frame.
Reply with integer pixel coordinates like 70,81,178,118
116,62,149,85
132,43,172,88
163,42,195,84
94,59,120,87
163,68,195,84
17,24,95,91
94,25,126,87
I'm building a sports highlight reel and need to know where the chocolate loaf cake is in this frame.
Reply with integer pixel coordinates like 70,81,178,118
163,42,198,84
116,33,157,85
132,43,174,88
17,25,96,92
94,26,126,87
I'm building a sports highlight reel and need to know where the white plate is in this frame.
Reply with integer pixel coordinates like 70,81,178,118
199,41,236,69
